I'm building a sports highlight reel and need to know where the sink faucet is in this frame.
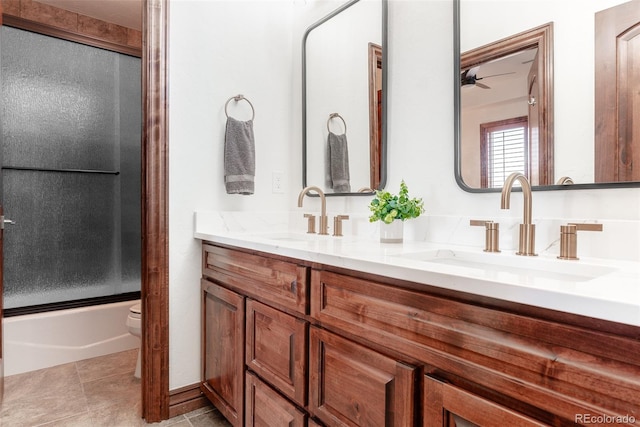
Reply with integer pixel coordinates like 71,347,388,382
500,172,537,256
297,186,328,235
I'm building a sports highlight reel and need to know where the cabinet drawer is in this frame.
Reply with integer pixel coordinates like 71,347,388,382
309,326,416,427
246,299,308,406
203,244,308,314
423,375,547,427
246,372,307,427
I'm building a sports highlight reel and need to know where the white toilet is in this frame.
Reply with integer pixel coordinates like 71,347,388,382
126,303,142,379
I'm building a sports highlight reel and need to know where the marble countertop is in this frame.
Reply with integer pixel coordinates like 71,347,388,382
194,212,640,327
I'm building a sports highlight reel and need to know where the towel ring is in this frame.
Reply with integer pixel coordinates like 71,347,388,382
225,94,255,121
326,113,347,134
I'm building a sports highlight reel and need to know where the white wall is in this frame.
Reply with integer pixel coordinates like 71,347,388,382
168,0,640,390
168,0,297,389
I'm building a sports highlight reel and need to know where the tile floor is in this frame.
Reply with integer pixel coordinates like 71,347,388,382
0,349,231,427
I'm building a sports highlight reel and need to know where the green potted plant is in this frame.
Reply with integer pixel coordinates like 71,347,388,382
368,180,425,243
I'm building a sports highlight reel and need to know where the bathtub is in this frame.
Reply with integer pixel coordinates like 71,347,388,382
3,300,141,376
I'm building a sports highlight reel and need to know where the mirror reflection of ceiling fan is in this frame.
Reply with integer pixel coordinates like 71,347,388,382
460,66,515,89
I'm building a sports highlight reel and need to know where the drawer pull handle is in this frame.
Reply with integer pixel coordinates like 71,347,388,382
291,280,297,293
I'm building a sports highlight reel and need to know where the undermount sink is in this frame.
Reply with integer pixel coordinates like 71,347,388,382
253,231,326,243
395,249,616,283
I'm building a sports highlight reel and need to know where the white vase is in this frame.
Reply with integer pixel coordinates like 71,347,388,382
380,220,403,243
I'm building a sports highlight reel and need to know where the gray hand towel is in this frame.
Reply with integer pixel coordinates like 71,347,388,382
327,131,351,192
224,117,255,195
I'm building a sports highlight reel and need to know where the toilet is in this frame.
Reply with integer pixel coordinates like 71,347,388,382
126,303,142,379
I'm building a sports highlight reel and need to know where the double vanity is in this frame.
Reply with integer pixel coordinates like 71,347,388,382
195,210,640,426
192,0,640,422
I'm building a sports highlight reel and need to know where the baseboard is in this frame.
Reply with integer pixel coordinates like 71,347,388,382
168,382,211,419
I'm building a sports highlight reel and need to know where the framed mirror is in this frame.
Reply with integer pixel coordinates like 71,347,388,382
454,0,640,192
302,0,387,196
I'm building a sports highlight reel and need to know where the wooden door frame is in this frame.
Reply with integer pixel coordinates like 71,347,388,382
0,0,169,420
594,1,640,182
141,0,170,422
1,1,4,404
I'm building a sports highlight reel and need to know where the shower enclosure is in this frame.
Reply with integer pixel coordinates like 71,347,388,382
0,26,141,312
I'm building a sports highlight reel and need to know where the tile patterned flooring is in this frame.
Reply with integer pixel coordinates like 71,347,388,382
0,349,231,427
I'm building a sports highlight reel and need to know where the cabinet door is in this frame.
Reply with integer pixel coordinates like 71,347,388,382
309,327,416,427
423,375,547,427
201,280,245,427
246,371,306,427
246,299,307,406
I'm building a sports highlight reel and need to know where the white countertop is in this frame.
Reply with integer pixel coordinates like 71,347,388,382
194,213,640,327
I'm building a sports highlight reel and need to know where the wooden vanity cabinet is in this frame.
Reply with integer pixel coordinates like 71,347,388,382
202,243,640,427
311,269,640,426
309,326,417,427
201,244,310,427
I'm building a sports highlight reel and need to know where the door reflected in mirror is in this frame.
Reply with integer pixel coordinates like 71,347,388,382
595,0,640,183
302,0,387,196
368,42,383,191
455,0,640,191
460,24,553,189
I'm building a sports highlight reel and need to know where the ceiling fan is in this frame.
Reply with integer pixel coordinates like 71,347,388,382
461,66,515,89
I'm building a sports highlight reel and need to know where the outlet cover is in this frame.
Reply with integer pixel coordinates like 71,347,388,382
272,171,284,193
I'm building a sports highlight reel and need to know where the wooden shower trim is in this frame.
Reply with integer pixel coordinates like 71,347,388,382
1,14,141,56
141,0,170,422
0,0,141,55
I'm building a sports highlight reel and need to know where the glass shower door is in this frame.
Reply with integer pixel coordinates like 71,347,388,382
0,25,141,312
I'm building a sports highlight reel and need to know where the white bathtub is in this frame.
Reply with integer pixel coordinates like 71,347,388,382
3,300,140,376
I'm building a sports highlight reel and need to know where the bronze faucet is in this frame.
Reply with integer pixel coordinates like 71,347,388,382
556,176,574,185
470,220,500,253
501,173,537,256
297,186,328,235
558,223,603,260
